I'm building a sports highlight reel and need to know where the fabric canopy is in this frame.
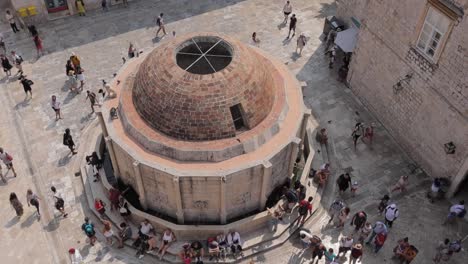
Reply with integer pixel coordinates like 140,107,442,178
334,27,359,53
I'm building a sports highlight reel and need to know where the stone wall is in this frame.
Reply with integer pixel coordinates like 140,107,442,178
338,0,468,180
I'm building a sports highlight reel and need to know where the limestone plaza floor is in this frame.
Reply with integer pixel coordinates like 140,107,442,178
0,0,466,263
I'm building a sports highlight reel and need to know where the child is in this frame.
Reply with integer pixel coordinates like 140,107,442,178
378,195,390,215
351,181,358,197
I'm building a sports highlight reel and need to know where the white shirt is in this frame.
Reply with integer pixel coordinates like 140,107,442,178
0,152,12,165
52,100,61,109
299,230,313,243
283,3,292,13
450,204,465,214
140,222,153,235
6,13,14,23
227,232,242,245
385,204,399,221
340,238,354,248
431,183,440,192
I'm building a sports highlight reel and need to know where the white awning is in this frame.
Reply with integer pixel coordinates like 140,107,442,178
334,27,359,53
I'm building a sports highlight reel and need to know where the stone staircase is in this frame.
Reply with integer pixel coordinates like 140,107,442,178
79,127,331,263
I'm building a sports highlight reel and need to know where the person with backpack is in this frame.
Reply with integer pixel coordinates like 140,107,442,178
365,221,387,245
81,217,97,246
0,147,17,177
1,53,13,77
155,13,167,37
19,75,34,99
51,186,68,218
443,200,465,225
350,211,367,232
11,51,23,75
85,90,96,113
373,231,387,253
448,240,462,256
378,194,390,215
328,199,345,225
26,189,41,218
384,203,399,228
63,128,77,155
295,196,313,225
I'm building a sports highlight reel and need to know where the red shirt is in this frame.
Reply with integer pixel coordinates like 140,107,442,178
299,200,313,213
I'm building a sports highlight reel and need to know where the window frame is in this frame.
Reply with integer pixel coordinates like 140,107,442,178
414,1,456,63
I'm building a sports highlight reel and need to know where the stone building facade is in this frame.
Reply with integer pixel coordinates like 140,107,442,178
337,0,468,196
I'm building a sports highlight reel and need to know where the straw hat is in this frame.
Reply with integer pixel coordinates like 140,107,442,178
353,243,363,250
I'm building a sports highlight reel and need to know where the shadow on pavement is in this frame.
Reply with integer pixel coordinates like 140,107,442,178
4,216,20,228
20,212,38,228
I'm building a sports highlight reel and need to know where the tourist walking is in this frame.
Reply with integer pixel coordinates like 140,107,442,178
11,51,23,75
19,75,34,98
76,0,86,16
377,194,390,214
116,222,132,248
0,33,6,54
363,123,375,145
252,32,260,45
51,186,68,218
384,203,399,228
296,33,307,55
81,217,97,246
102,220,114,245
9,192,24,217
76,68,85,91
350,211,367,232
433,238,450,263
311,244,326,262
373,231,387,253
0,147,17,177
156,13,167,37
337,235,353,257
358,222,372,243
94,198,106,217
5,11,20,33
26,189,41,217
443,200,465,225
328,198,345,224
70,53,81,69
282,1,292,24
351,122,363,150
365,221,387,244
295,196,313,225
63,128,77,155
391,175,409,193
101,0,108,11
51,95,63,120
336,173,352,195
349,243,363,264
287,14,297,39
316,128,328,145
336,206,350,228
33,35,44,57
85,90,97,113
324,248,336,264
1,54,13,76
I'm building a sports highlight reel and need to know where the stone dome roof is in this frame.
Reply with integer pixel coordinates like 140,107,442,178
132,34,276,141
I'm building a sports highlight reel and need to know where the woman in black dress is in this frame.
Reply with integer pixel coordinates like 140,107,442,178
63,128,77,155
336,173,352,195
1,54,13,76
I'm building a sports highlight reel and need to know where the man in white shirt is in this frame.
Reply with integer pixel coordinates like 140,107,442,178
384,203,399,228
5,11,20,33
299,230,314,248
443,200,465,224
282,1,292,24
227,231,243,254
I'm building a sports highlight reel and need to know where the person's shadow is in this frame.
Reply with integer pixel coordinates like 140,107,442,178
4,216,20,228
278,20,287,30
20,213,38,228
283,37,292,46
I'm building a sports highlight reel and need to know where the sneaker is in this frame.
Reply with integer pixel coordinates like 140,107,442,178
138,254,144,259
63,213,68,218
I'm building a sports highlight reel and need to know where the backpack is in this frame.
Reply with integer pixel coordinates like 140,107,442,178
375,233,386,246
84,223,95,236
156,17,161,26
330,199,344,212
298,200,310,215
5,152,13,161
15,55,23,64
26,79,34,86
448,241,461,253
54,196,65,209
458,209,466,218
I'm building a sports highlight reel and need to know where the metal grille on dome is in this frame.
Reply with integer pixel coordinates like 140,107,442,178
176,37,233,74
